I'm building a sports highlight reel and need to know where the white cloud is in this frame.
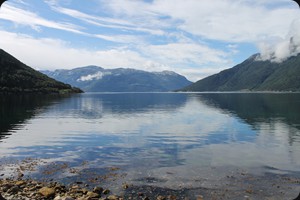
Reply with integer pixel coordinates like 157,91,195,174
49,4,166,35
0,30,147,69
143,42,229,66
92,0,300,65
0,30,230,81
99,0,173,28
95,34,144,44
101,0,299,42
77,72,105,82
6,0,297,43
0,4,84,34
257,19,300,62
50,6,134,27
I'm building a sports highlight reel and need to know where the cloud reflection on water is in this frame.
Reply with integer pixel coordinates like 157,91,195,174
0,93,299,186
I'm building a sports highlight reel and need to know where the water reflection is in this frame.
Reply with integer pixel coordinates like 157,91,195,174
0,93,299,187
51,93,189,117
0,95,68,141
196,93,300,127
195,93,300,144
192,93,300,174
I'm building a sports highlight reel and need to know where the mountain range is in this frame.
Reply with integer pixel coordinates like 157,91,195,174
180,53,300,92
42,66,192,92
2,47,300,93
0,49,82,94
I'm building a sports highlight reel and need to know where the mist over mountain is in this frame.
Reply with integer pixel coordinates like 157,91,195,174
179,53,300,92
42,66,192,92
257,19,300,63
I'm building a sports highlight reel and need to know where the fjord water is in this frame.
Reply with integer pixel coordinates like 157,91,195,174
0,93,300,189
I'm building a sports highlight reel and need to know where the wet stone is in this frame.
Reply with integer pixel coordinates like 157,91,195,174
86,191,100,198
168,195,177,200
93,186,104,194
103,189,110,195
122,184,129,189
8,186,20,194
17,173,24,179
157,195,167,200
54,196,76,200
1,184,13,192
138,192,144,196
71,185,80,190
81,188,89,195
196,195,204,200
39,187,56,198
15,180,26,186
107,195,119,200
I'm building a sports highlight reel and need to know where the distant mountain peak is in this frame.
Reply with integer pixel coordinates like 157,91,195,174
154,70,178,76
42,66,192,92
73,65,104,70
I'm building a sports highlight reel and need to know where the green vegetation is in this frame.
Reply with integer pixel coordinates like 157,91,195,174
180,53,300,92
0,49,83,94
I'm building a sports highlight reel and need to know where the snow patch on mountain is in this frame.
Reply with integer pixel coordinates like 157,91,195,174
156,70,178,76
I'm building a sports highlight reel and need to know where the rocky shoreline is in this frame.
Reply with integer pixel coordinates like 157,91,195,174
0,178,123,200
1,173,300,200
1,158,300,200
0,177,205,200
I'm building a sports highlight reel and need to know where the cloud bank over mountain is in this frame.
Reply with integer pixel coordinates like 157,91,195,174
258,19,300,62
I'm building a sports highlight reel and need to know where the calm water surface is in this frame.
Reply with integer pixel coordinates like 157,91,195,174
0,93,300,190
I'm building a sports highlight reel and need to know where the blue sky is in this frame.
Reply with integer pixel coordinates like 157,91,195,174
0,0,299,81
